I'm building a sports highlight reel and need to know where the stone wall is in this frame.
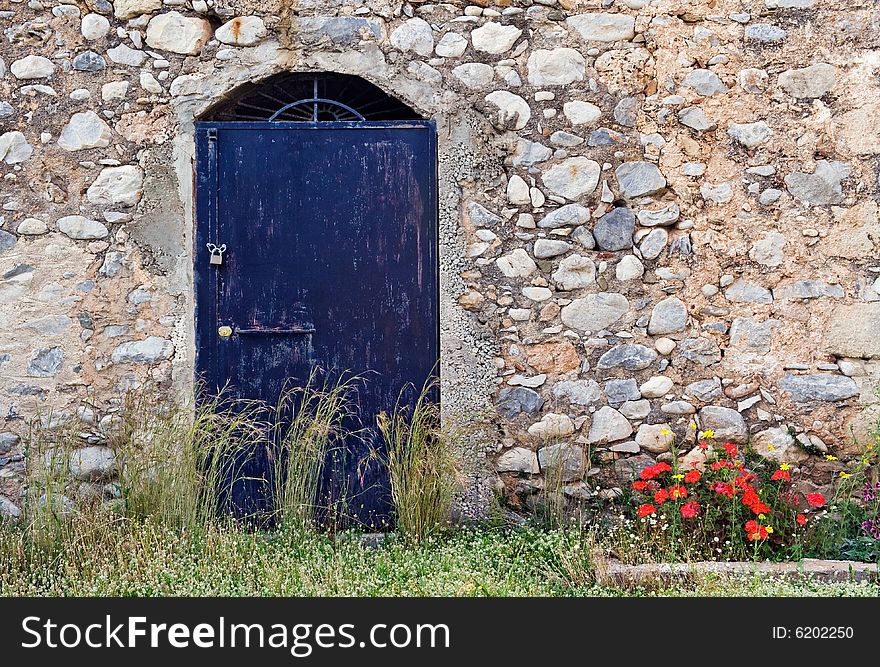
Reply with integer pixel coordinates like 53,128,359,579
1,0,878,522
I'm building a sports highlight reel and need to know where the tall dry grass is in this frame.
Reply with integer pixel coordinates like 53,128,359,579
377,380,458,542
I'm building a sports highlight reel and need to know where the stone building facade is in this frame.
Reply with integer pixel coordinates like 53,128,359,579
0,0,879,521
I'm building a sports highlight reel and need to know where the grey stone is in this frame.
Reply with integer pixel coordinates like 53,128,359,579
538,204,589,229
604,378,641,403
497,387,544,418
538,443,585,481
637,204,680,227
497,447,539,474
698,406,748,444
678,337,722,366
26,315,72,335
58,216,109,240
587,128,627,147
0,230,16,254
435,32,468,58
215,16,267,46
635,424,674,453
563,101,602,125
10,55,55,79
615,162,666,199
615,255,644,281
0,131,33,164
111,337,173,364
661,401,696,415
453,63,494,89
749,232,785,267
145,11,212,55
648,297,688,335
571,226,595,250
586,406,633,444
533,239,571,259
27,347,63,377
745,24,788,43
597,344,658,370
639,228,668,260
614,454,656,484
467,202,501,227
773,280,844,300
728,121,773,148
682,69,727,96
640,376,674,398
550,131,584,147
69,446,115,481
778,63,836,99
86,165,144,206
567,13,635,42
99,251,125,277
496,249,537,278
0,101,14,119
593,207,635,251
784,161,850,205
528,413,575,440
613,97,638,127
552,379,602,406
724,279,773,304
729,317,779,355
620,399,651,420
299,17,381,47
686,378,722,402
700,182,734,204
512,139,552,167
824,303,880,359
526,48,585,86
777,374,860,403
0,432,20,455
471,22,522,55
484,90,531,131
752,427,807,463
678,106,716,131
57,111,112,151
759,189,783,205
73,51,106,72
0,496,21,524
107,44,147,67
561,293,630,331
541,157,601,199
552,255,596,290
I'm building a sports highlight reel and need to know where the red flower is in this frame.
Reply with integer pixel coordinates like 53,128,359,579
714,482,735,498
655,462,672,474
698,440,709,450
681,501,700,519
669,485,688,500
723,443,738,458
750,502,771,516
771,469,791,482
684,470,701,484
745,520,769,541
806,493,826,508
654,488,669,505
631,480,648,492
741,488,760,507
796,514,807,526
638,504,656,518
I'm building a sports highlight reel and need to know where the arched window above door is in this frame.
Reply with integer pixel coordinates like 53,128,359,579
201,72,422,122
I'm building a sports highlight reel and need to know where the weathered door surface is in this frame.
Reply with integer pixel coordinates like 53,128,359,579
194,121,438,528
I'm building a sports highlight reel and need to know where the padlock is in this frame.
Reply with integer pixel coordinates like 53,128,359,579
218,325,232,338
206,243,227,266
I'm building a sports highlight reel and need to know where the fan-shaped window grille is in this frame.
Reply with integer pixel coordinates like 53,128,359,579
201,72,422,122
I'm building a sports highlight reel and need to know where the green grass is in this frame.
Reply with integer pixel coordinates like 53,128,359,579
1,520,877,597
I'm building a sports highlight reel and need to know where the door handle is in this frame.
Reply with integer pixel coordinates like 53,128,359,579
235,327,316,335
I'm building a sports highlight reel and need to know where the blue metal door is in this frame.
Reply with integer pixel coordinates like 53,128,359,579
194,121,438,528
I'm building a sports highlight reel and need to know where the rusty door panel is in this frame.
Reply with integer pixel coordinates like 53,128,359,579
195,121,438,527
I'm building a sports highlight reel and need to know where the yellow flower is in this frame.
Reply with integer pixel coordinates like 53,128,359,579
780,463,791,470
672,474,684,481
699,429,715,439
767,444,776,451
825,455,838,461
758,514,766,520
689,422,697,430
766,526,774,534
660,427,672,436
839,472,851,479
